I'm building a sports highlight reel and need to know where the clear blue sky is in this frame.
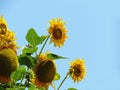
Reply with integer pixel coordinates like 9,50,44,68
0,0,120,90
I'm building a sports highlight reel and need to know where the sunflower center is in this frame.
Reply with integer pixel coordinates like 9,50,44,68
36,60,56,83
0,49,18,77
0,23,7,35
74,65,81,76
53,28,62,39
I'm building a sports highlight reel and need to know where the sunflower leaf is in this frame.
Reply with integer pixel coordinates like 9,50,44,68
6,86,25,90
39,35,47,44
67,88,77,90
27,69,34,79
18,54,36,68
28,84,38,90
54,73,60,80
0,86,4,90
26,28,46,46
11,66,27,82
47,53,68,60
39,87,46,90
22,46,38,55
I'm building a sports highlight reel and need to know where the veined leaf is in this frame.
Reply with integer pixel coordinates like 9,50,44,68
26,28,46,46
47,53,68,60
22,46,38,55
11,66,27,82
18,54,36,68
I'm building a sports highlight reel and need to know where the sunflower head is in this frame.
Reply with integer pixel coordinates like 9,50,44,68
69,58,86,83
34,60,56,88
34,52,56,88
37,52,48,63
0,16,17,52
0,48,19,84
48,18,68,47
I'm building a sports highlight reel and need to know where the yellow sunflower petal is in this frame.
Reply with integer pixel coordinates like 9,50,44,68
0,15,8,34
33,52,56,88
0,16,17,52
48,18,68,47
34,60,56,88
69,58,86,83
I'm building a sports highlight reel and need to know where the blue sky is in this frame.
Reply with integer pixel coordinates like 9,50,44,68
0,0,120,90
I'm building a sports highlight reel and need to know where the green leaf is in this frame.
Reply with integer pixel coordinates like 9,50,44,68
54,73,60,80
26,28,46,46
39,87,46,90
47,53,68,60
18,54,36,68
39,35,47,44
0,86,4,90
6,87,25,90
28,85,45,90
27,69,34,79
67,88,77,90
28,84,38,90
11,66,26,82
22,46,38,54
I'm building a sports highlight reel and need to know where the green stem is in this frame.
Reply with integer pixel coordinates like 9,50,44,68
57,72,69,90
19,77,24,86
38,35,50,56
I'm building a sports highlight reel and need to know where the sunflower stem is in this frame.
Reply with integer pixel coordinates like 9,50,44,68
19,77,24,86
38,35,50,56
57,72,69,90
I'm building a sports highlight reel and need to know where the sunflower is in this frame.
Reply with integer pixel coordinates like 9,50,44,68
0,16,17,52
0,15,8,34
48,18,68,47
33,53,56,89
69,58,86,83
0,48,19,84
37,52,48,63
